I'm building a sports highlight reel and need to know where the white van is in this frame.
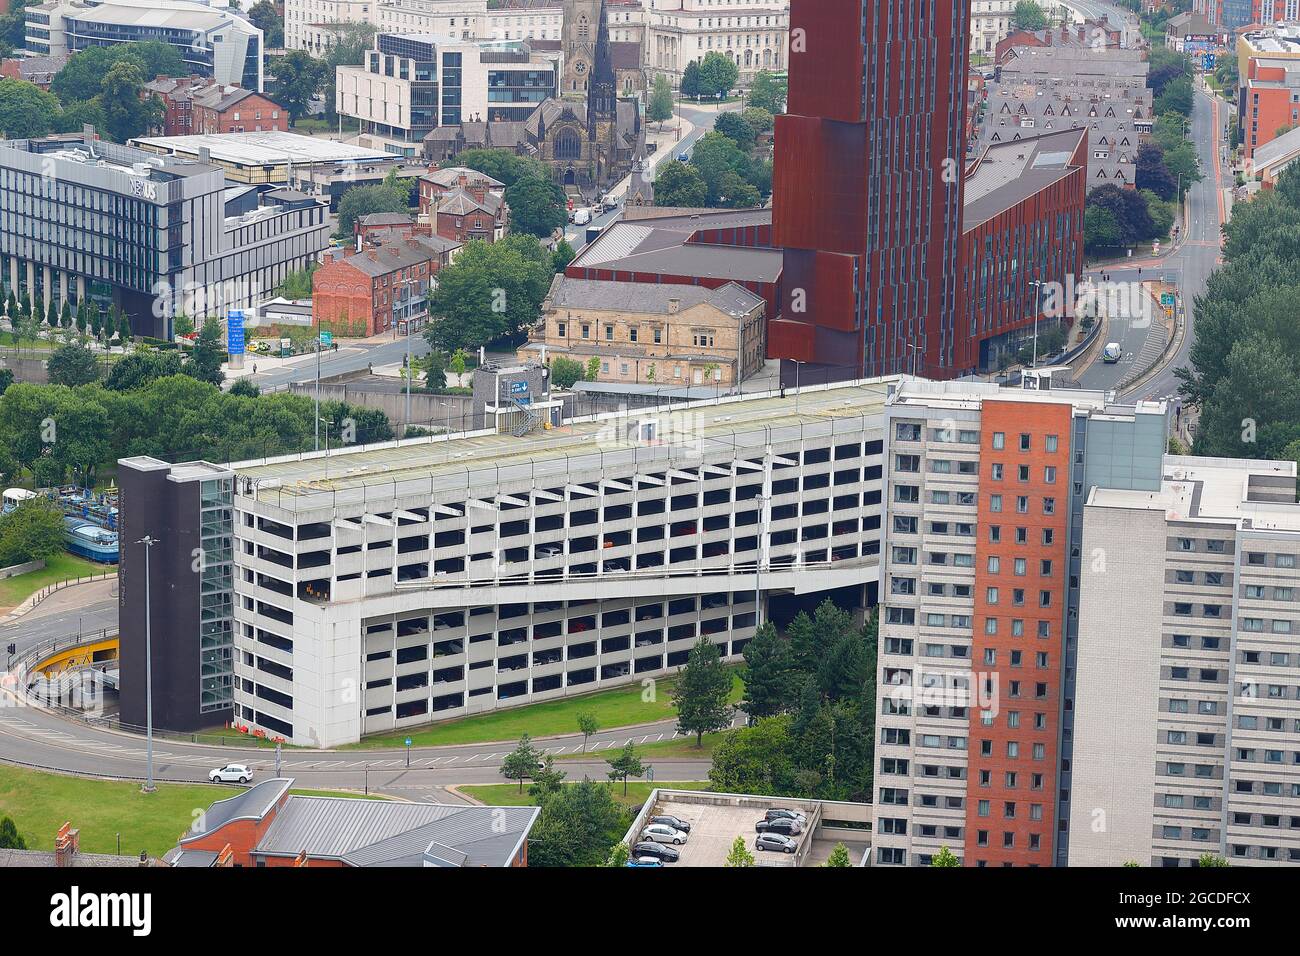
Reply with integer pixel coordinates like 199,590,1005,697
572,207,592,226
1102,342,1122,364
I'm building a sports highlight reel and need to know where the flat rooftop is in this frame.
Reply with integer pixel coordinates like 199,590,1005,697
127,131,398,167
625,789,871,868
1088,455,1300,529
230,379,895,512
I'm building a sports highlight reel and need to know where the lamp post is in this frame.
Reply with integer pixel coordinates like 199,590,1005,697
904,343,921,378
137,535,157,793
441,401,454,436
1028,279,1046,369
791,359,806,416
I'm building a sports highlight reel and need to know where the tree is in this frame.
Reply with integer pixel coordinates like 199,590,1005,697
272,50,326,124
931,846,961,867
1011,0,1047,30
46,342,99,387
105,351,184,391
714,111,756,152
500,733,543,792
173,313,195,339
747,70,786,114
551,240,576,272
248,0,284,48
0,78,61,138
606,842,631,867
653,161,708,208
1135,144,1177,201
605,742,645,796
100,60,161,143
1162,141,1202,195
448,348,468,385
576,711,599,752
229,378,260,398
505,174,567,238
681,60,701,99
725,835,755,867
585,356,601,382
697,51,739,99
1154,75,1194,118
337,182,411,237
529,754,567,802
0,816,26,850
1198,852,1230,867
823,843,852,867
1086,183,1154,248
674,637,733,746
648,73,674,128
527,778,631,868
740,622,795,719
0,496,68,564
740,106,774,136
186,317,226,387
709,715,796,795
1083,204,1122,253
424,235,554,353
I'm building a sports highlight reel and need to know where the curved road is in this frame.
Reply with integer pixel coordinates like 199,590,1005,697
1073,82,1226,403
0,689,719,802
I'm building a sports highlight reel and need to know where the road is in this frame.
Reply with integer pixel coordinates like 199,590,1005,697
0,580,117,659
563,102,722,247
0,697,718,802
1072,84,1226,400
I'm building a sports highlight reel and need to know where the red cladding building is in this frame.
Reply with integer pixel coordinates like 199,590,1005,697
770,0,971,383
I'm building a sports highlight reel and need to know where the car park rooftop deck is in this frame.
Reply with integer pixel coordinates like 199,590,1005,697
624,789,872,868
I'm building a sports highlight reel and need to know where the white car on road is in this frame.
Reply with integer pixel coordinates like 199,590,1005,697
640,823,688,845
209,763,253,783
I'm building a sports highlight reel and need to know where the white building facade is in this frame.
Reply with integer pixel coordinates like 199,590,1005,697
645,0,788,85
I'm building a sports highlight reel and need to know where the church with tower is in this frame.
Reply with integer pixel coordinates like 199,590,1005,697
525,0,644,197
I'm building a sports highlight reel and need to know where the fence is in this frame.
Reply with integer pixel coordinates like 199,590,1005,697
22,571,115,612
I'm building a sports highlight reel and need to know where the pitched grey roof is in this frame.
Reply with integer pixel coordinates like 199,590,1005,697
1252,122,1300,169
357,212,415,227
569,209,780,283
422,166,504,190
548,275,763,317
964,128,1086,231
180,778,292,842
255,797,539,867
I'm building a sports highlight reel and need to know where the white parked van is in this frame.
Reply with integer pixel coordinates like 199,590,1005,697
572,207,592,226
1102,342,1122,364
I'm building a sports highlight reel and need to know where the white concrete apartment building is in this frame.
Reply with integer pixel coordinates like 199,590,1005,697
224,380,891,747
645,0,788,85
871,379,1170,867
286,0,567,54
1070,455,1300,867
970,0,1016,58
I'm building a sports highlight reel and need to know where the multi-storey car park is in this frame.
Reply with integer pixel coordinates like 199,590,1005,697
1070,454,1300,867
120,380,894,747
871,379,1169,867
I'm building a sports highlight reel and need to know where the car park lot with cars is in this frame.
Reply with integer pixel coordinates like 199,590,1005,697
623,790,875,866
633,798,810,866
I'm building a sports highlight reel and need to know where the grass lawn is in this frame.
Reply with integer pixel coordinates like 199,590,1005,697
0,765,383,857
344,668,743,750
459,780,711,809
557,730,725,762
0,552,108,607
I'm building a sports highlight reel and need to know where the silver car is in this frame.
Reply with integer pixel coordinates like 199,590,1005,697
640,823,688,845
755,832,797,854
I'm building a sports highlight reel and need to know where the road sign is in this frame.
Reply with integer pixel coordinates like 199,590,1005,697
1161,293,1175,306
319,330,333,348
405,737,412,747
280,337,291,358
226,310,245,356
1203,53,1216,71
510,380,529,394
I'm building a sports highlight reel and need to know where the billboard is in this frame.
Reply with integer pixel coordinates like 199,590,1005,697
226,310,245,356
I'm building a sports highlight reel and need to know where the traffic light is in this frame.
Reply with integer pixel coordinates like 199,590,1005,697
6,643,15,655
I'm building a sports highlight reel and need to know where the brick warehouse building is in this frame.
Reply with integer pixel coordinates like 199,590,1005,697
959,128,1088,371
769,0,971,384
311,235,460,337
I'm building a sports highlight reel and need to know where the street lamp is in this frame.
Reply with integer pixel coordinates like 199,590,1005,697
1028,279,1047,369
790,359,806,416
904,343,921,378
136,535,157,793
441,401,454,436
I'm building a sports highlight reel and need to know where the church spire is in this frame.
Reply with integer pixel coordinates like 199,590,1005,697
588,0,617,125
